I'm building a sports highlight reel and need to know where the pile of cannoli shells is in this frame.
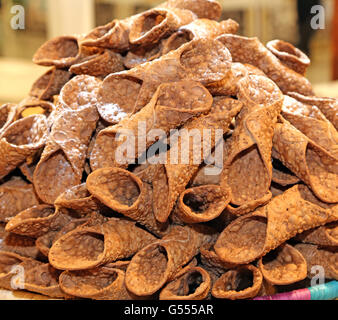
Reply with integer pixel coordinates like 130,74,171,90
0,0,337,300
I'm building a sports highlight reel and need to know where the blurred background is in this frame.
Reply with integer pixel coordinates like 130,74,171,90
0,0,337,104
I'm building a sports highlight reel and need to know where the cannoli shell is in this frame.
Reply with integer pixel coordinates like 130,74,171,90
272,120,338,203
214,185,338,265
5,205,72,238
153,97,241,223
0,251,41,290
0,103,17,136
125,225,216,296
272,156,301,186
266,40,310,76
296,222,338,247
23,263,66,298
59,266,136,300
91,80,213,169
211,265,263,300
287,92,338,131
0,179,39,223
48,218,156,270
258,243,307,285
0,115,48,179
29,68,71,101
295,243,337,280
220,75,283,211
216,34,314,96
159,266,211,300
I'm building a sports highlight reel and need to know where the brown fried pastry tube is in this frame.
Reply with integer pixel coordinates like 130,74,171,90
35,217,90,257
33,76,100,204
0,230,41,260
271,156,301,186
33,35,81,68
257,244,307,285
23,263,65,298
214,185,338,265
0,251,41,290
295,244,337,280
211,265,263,300
287,92,338,131
273,120,338,203
5,205,73,238
153,97,242,223
54,183,102,215
29,68,71,101
282,95,338,158
69,49,124,77
128,7,196,46
94,38,231,123
174,185,231,223
296,222,338,247
125,225,216,296
220,75,283,215
0,178,39,223
59,265,137,300
0,103,16,136
0,114,48,179
159,266,211,300
16,98,54,123
87,167,168,236
48,218,156,270
216,34,314,96
161,0,222,20
162,18,239,54
266,40,310,76
90,80,213,169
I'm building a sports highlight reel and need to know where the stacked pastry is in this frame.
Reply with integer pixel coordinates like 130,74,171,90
0,0,337,300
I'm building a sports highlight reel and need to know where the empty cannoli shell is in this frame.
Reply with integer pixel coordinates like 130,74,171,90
48,218,156,270
153,97,242,223
0,115,48,179
159,266,211,300
0,231,41,260
161,0,222,20
281,95,338,158
272,156,301,186
33,35,80,68
87,167,168,236
29,68,72,101
273,120,338,203
211,265,263,300
214,184,338,265
162,18,239,54
93,38,231,123
0,103,17,136
35,217,90,257
287,92,338,131
0,251,41,291
33,76,100,204
295,243,337,280
54,183,102,215
216,34,314,96
59,265,136,300
125,225,216,296
174,185,231,223
258,243,307,285
23,263,65,298
220,74,283,213
69,50,124,77
16,98,54,123
5,205,72,238
266,40,310,76
0,179,39,223
91,80,213,169
296,222,338,247
128,7,196,46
